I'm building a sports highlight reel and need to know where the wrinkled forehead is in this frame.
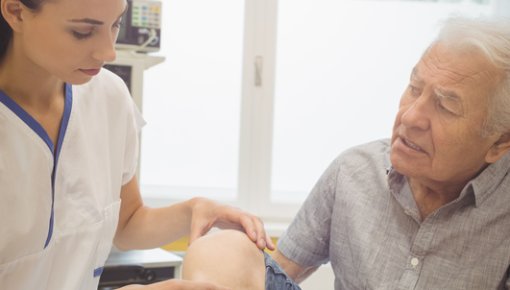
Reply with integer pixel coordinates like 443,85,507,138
416,43,504,114
418,42,504,87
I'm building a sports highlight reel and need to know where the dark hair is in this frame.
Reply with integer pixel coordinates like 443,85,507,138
0,0,43,59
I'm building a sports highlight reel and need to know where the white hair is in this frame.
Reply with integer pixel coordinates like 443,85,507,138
433,17,510,136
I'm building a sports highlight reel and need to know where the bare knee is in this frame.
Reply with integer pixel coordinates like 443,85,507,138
182,230,265,290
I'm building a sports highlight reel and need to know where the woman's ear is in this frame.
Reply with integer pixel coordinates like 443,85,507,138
485,133,510,164
1,0,26,33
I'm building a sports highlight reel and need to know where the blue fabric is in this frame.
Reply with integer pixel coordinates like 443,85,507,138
264,252,302,290
0,89,53,151
93,267,104,278
0,84,73,249
45,83,73,248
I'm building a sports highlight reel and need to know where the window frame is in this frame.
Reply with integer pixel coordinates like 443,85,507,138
141,0,505,224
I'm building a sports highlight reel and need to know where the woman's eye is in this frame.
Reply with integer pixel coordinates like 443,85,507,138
72,30,93,40
113,19,123,28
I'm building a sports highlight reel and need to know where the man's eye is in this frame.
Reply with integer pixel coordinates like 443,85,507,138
436,100,457,116
72,30,93,40
408,85,421,97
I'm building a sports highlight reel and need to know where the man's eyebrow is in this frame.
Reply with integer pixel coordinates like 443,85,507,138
435,88,461,102
411,67,418,77
410,67,424,84
68,5,128,25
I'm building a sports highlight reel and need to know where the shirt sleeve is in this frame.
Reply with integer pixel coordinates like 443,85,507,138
120,87,146,185
277,156,341,268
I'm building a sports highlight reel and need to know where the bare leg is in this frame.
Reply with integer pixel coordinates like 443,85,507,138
182,229,266,290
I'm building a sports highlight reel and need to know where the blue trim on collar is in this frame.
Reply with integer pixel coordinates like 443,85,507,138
0,83,73,249
0,90,53,152
44,83,73,248
93,266,104,278
55,83,73,165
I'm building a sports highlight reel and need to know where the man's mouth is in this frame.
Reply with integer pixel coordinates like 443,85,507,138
402,138,424,152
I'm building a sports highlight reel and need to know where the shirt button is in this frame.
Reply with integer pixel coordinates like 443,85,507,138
410,257,420,267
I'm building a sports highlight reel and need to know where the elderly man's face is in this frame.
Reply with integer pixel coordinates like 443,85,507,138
390,43,505,188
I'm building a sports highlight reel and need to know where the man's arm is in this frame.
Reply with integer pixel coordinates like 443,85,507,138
271,249,319,283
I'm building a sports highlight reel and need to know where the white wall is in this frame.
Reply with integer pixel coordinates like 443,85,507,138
493,0,510,17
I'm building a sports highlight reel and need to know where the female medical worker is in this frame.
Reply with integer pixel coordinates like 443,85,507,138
0,0,274,289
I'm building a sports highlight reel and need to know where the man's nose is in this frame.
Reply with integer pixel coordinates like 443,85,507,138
400,95,431,131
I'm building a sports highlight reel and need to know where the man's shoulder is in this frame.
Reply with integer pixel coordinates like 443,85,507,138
348,139,391,154
322,139,391,181
336,139,390,165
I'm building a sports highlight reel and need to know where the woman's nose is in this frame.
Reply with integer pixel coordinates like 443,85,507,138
92,33,117,63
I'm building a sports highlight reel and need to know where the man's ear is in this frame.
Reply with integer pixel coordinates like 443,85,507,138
1,0,26,33
485,133,510,163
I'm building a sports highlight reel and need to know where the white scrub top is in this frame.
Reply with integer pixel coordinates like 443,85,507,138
0,69,144,290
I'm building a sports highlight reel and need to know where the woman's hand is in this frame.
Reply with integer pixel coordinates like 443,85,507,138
188,197,275,251
119,279,231,290
115,179,274,251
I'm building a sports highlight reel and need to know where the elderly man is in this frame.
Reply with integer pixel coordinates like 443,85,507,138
180,16,510,290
